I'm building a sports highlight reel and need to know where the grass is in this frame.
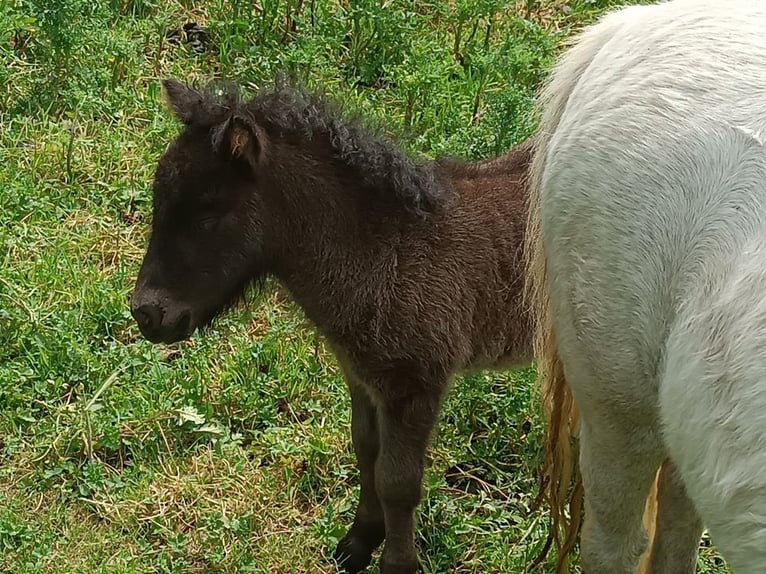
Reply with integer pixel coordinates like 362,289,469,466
0,0,730,572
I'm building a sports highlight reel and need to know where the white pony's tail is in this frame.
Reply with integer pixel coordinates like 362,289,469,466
524,14,659,573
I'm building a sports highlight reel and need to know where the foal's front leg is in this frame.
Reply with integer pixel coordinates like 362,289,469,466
376,388,443,574
334,381,386,573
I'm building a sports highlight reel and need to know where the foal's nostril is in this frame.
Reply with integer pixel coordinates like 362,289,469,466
132,303,164,334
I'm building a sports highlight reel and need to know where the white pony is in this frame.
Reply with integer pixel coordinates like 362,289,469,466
526,0,766,572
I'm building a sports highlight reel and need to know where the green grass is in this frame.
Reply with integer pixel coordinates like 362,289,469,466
0,0,729,572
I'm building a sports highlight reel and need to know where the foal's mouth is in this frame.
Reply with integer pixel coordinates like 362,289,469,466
136,314,194,345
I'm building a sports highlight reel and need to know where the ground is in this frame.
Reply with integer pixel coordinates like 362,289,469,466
0,1,729,572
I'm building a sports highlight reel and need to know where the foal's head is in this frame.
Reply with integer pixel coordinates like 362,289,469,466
130,80,274,343
131,79,442,344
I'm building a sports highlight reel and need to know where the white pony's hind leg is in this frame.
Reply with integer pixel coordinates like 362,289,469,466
553,337,664,573
577,414,663,574
661,246,766,573
649,460,702,574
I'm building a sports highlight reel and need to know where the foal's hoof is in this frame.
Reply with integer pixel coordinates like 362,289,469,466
333,535,374,574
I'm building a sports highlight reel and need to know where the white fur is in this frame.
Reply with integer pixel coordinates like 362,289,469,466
534,0,766,572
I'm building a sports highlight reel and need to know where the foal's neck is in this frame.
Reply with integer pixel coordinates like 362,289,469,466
264,144,438,336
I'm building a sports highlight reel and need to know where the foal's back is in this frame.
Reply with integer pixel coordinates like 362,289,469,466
533,0,766,572
372,143,532,376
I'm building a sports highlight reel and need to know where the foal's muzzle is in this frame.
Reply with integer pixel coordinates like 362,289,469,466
130,292,193,344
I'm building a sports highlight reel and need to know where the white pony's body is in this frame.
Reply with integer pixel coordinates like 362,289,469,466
531,0,766,571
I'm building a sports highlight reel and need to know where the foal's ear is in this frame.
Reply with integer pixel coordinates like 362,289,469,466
212,116,264,172
162,79,204,125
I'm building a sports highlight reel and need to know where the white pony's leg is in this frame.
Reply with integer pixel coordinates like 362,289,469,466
661,248,766,573
648,460,702,574
552,328,663,573
577,415,662,574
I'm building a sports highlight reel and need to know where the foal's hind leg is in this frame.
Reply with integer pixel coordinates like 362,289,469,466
578,410,663,574
647,460,702,574
334,380,386,573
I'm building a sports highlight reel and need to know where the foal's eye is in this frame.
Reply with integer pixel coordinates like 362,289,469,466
197,217,218,232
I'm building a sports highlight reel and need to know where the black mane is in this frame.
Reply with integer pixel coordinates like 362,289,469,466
185,80,445,216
